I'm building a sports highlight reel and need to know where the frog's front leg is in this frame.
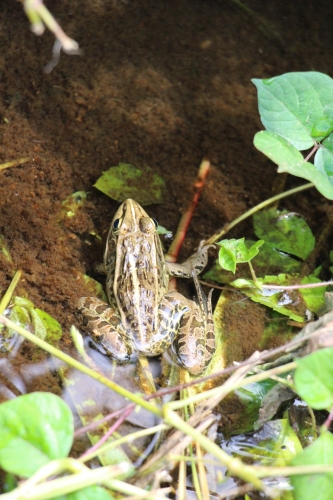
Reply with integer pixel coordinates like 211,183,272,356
165,242,214,278
78,297,137,362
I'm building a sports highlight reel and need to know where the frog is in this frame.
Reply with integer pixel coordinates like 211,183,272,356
78,199,215,375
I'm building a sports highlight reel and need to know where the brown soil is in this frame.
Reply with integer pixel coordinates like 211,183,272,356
0,0,332,396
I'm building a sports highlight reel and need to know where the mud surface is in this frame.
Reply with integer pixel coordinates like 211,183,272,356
0,0,332,397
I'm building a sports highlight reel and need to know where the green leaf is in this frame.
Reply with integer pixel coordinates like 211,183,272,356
254,130,308,167
291,431,333,500
253,208,315,260
13,296,34,308
252,72,333,149
203,241,301,285
0,393,73,477
157,224,172,236
218,239,239,273
314,133,333,178
218,238,264,273
299,276,326,314
11,296,62,343
35,308,62,342
94,163,167,205
294,348,333,409
30,308,47,340
8,305,30,336
252,242,301,274
254,131,333,199
231,274,325,322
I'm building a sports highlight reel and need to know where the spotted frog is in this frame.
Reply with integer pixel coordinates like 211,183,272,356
78,199,215,375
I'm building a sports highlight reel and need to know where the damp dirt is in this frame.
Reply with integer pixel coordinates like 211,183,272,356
0,0,332,398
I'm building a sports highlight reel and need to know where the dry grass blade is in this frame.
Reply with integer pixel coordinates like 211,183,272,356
134,352,262,489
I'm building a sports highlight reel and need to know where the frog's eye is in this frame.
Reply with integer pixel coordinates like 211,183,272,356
139,217,157,233
113,218,121,230
151,218,158,228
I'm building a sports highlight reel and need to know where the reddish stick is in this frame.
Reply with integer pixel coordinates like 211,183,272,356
166,159,210,262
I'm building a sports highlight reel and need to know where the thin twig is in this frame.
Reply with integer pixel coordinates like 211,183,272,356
167,159,211,262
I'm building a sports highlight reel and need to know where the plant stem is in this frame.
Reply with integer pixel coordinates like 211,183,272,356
0,315,162,418
0,158,30,170
81,424,169,463
0,270,22,314
304,143,320,162
205,182,314,245
163,408,266,491
1,461,131,500
168,361,297,410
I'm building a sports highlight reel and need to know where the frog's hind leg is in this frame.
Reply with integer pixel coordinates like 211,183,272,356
172,280,215,376
78,297,136,362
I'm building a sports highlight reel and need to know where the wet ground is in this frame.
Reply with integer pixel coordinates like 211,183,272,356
0,0,332,398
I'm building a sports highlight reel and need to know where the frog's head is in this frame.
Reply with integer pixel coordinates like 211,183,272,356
110,199,158,238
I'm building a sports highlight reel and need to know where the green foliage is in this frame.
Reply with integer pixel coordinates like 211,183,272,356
232,273,326,321
94,163,166,205
0,296,62,350
294,348,333,410
0,393,73,477
13,296,62,342
253,71,333,199
291,431,333,500
253,208,315,260
217,238,264,273
253,72,333,149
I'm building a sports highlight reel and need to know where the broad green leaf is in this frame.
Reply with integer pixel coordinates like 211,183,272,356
299,276,326,314
35,308,62,342
254,130,307,167
13,296,34,308
253,208,315,260
291,431,333,500
30,308,47,340
11,296,62,342
218,239,240,273
314,133,333,178
218,238,264,273
94,163,166,205
253,72,333,149
254,131,333,199
252,243,301,274
231,276,303,322
231,274,326,322
0,393,73,477
8,305,30,337
204,242,301,284
294,348,333,409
